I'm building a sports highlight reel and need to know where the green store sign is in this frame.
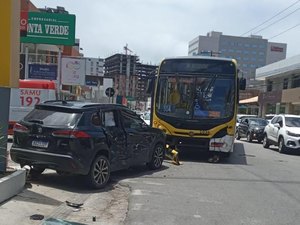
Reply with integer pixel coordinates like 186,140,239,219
21,12,76,46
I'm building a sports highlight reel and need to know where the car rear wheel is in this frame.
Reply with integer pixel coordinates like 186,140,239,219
148,143,164,170
247,133,252,142
278,137,287,154
87,155,110,189
263,135,270,148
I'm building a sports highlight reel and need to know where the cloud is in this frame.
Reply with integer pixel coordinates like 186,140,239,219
31,0,300,63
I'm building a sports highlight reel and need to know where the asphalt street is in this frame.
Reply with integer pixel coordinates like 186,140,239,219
121,140,300,225
2,140,300,225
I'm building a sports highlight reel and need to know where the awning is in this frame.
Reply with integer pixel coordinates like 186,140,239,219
239,96,258,104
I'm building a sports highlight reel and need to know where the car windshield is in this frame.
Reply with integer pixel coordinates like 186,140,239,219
265,115,274,120
249,119,268,126
285,117,300,127
24,109,81,127
155,75,235,119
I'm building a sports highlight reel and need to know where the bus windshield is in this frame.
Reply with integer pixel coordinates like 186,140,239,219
155,75,235,120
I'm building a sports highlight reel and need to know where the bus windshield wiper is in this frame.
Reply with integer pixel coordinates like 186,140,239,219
28,119,44,124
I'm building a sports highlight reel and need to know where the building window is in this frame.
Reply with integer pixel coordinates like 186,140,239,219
283,78,288,89
267,80,273,92
292,75,300,88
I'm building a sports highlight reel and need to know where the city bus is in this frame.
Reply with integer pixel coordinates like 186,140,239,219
149,56,245,162
8,79,56,136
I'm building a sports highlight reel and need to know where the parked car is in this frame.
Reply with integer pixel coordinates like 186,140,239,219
236,114,257,129
236,117,268,143
10,101,166,189
263,114,300,153
264,114,276,123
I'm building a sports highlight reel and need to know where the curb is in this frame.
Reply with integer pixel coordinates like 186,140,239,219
0,169,26,203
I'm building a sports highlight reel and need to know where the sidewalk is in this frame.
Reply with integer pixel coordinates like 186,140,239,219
0,143,26,203
0,144,129,225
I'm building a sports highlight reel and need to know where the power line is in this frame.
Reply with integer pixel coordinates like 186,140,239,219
240,0,300,36
253,7,300,34
269,23,300,39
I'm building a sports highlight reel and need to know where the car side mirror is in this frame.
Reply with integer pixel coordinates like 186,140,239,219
274,123,280,128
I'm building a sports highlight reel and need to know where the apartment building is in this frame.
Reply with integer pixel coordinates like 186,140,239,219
104,54,157,103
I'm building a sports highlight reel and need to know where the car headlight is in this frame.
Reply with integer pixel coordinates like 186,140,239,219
286,130,300,137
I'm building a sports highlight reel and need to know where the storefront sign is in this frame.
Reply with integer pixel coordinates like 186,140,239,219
28,64,57,80
20,12,75,46
271,46,283,52
85,75,99,86
258,90,282,104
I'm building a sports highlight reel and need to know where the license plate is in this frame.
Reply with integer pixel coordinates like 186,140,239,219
32,140,49,148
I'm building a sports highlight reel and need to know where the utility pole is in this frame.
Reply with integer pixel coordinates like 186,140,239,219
124,44,133,97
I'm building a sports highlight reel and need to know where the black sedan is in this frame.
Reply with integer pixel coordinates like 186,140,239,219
236,117,268,143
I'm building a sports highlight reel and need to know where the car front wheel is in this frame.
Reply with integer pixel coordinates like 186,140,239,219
263,134,270,148
148,143,164,170
247,133,252,142
278,137,287,154
236,130,241,140
87,155,110,189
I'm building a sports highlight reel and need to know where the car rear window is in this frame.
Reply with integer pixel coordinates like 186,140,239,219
24,109,81,127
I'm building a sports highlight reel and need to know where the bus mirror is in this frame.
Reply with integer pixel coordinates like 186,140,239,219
239,78,246,90
146,77,155,94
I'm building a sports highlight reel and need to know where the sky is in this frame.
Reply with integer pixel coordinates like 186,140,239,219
31,0,300,65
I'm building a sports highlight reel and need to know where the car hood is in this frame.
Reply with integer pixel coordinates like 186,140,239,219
250,125,265,129
286,127,300,134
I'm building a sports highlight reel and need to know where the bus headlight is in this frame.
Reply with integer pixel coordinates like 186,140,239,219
158,125,168,133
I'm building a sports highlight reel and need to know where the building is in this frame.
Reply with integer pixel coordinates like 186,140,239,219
136,63,157,102
104,53,138,97
104,54,157,108
256,54,300,116
188,31,287,79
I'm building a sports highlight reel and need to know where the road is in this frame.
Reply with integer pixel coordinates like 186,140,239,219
2,140,300,225
121,140,300,225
